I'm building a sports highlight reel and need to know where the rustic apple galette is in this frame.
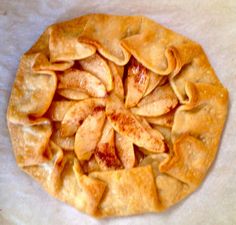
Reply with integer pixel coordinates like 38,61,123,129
7,14,228,218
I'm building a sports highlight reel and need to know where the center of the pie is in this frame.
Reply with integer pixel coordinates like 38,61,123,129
46,54,179,173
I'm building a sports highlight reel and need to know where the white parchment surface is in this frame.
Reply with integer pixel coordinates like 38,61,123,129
0,0,236,224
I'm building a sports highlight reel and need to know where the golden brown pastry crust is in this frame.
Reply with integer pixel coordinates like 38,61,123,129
7,14,228,218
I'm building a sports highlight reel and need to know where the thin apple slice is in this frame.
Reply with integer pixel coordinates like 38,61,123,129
108,61,124,99
47,101,75,121
79,53,114,91
144,71,167,97
61,98,105,137
106,94,165,153
125,57,149,108
136,116,164,155
138,84,177,107
145,110,175,127
131,84,178,117
51,129,75,150
115,132,135,169
94,120,122,170
57,88,89,100
58,69,106,97
74,110,106,160
136,116,164,140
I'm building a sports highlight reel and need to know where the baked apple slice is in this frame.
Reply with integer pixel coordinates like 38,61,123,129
144,72,167,96
58,69,106,97
95,120,122,170
108,61,124,99
131,84,178,117
47,101,75,121
125,57,149,108
61,98,105,137
74,110,106,160
57,88,89,100
145,110,175,127
79,53,114,91
51,128,75,151
106,94,165,153
115,132,135,169
136,116,164,140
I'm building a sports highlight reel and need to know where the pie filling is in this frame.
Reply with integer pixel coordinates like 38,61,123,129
46,55,176,173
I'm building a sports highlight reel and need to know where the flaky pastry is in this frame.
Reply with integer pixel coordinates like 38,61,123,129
7,14,228,218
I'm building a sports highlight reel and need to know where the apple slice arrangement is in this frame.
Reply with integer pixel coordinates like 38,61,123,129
46,55,177,172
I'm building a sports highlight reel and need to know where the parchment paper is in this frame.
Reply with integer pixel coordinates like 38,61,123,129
0,0,236,224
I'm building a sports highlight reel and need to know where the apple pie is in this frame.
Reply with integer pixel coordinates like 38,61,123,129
7,14,228,218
